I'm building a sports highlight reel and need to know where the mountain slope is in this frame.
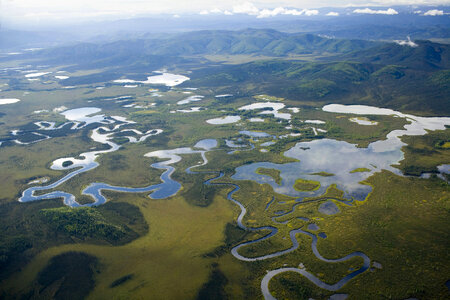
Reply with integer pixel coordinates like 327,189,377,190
18,29,379,66
189,59,450,115
342,40,450,70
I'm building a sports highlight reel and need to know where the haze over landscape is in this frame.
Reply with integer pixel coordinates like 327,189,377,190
0,1,449,299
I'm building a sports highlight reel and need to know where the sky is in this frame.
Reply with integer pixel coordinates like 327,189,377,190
1,0,449,24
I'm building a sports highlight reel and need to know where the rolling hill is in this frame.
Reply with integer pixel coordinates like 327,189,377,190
18,29,378,66
189,58,450,115
342,40,450,70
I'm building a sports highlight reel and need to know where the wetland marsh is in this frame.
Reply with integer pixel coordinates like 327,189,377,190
0,25,449,300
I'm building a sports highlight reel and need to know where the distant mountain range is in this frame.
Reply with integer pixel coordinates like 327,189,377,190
15,29,447,69
30,29,378,61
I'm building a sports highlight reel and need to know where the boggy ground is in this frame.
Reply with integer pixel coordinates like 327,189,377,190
0,55,448,299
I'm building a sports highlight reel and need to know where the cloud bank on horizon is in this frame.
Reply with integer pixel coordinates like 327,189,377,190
198,2,448,18
201,3,320,18
1,0,449,23
353,8,399,15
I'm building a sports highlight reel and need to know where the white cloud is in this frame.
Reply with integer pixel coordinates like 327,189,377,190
353,8,398,15
257,7,288,18
423,9,444,16
232,2,259,15
173,14,180,18
394,36,418,47
284,9,305,16
229,3,320,19
256,7,319,18
5,0,450,25
326,11,339,16
199,8,224,15
303,9,319,16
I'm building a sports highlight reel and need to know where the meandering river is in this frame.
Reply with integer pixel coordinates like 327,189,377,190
16,103,450,298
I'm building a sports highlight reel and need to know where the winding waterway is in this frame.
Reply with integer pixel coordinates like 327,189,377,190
15,103,450,298
193,169,371,298
228,104,450,299
18,107,219,206
20,137,219,206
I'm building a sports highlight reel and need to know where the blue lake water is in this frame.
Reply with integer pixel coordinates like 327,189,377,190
239,130,272,138
232,138,405,201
